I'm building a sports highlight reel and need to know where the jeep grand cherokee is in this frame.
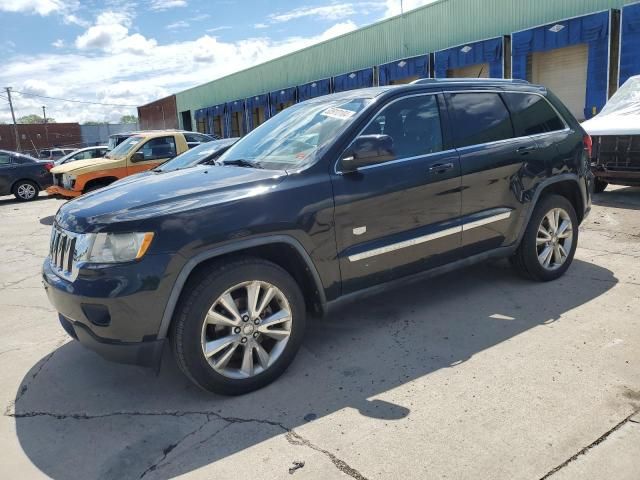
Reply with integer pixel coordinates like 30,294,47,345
43,80,592,395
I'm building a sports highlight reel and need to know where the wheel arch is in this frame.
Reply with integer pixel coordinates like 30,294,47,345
83,176,119,192
156,235,327,340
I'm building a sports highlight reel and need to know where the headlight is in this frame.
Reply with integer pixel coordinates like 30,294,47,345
81,232,154,263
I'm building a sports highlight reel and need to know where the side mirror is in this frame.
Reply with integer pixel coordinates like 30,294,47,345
341,134,394,173
131,151,145,163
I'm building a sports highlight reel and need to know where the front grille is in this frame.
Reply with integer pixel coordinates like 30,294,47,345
53,174,63,186
592,135,640,172
49,227,77,279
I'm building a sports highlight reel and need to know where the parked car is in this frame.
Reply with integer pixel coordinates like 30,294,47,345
47,130,213,197
108,130,216,151
43,80,592,394
0,150,53,201
39,148,75,161
54,146,109,166
582,75,640,192
152,138,238,172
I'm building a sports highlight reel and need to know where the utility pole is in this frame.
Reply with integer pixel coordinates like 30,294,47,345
42,105,49,146
5,87,21,152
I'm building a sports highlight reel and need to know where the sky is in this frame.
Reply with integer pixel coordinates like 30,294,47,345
0,0,436,124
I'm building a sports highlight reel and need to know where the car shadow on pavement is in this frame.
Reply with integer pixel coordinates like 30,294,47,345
593,186,640,211
11,259,617,479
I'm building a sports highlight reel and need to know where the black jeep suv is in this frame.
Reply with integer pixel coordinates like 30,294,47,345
43,80,593,395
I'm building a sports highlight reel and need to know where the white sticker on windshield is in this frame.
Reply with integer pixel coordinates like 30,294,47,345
321,107,356,120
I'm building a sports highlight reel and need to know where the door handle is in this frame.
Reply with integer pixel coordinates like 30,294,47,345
516,145,539,155
428,162,455,174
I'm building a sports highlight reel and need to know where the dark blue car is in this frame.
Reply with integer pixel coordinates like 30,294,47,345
0,150,53,201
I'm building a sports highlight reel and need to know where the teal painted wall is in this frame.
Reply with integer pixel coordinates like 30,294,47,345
175,0,635,126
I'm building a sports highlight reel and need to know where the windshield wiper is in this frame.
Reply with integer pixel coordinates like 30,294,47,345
221,159,263,169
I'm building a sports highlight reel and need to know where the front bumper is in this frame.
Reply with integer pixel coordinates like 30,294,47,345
58,314,165,367
42,254,177,368
591,167,640,186
46,185,81,197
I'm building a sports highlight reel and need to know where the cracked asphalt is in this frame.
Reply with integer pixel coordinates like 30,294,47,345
0,187,639,480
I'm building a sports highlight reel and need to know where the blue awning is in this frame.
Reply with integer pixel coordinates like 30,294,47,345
245,94,270,131
620,3,640,86
512,11,610,119
333,68,374,92
379,55,429,85
206,104,225,135
225,100,246,138
298,78,331,101
269,87,297,115
435,37,503,78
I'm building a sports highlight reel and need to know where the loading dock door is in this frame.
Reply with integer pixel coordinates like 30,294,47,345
530,44,588,120
448,63,490,78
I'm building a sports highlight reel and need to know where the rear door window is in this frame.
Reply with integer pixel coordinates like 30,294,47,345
502,92,566,136
447,93,514,148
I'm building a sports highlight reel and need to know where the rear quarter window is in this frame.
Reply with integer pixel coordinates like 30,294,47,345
447,93,514,148
502,92,565,136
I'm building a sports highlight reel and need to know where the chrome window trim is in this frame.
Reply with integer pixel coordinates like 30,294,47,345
355,148,458,172
348,210,512,262
334,92,443,175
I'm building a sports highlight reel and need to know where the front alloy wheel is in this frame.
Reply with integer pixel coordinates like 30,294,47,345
202,281,292,379
171,258,306,395
536,208,573,271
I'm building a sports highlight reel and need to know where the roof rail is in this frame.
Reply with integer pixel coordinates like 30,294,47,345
410,78,530,85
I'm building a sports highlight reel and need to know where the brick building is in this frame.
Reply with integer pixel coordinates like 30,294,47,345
0,123,82,154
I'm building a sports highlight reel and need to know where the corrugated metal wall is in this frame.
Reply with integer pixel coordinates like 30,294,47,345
176,0,636,126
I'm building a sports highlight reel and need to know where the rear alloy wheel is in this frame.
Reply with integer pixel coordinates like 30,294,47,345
171,258,306,395
511,194,578,281
13,181,39,201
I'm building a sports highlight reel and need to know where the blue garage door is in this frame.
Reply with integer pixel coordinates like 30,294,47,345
245,94,270,131
225,100,246,138
620,2,640,86
194,108,206,133
379,55,429,85
207,104,225,138
333,68,374,92
298,78,331,101
512,11,610,119
269,87,297,116
435,37,503,78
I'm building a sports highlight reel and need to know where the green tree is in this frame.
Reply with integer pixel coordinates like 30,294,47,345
18,114,56,124
120,115,138,124
83,120,109,125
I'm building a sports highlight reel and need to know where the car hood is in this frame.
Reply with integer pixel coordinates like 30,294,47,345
50,157,117,174
55,165,286,232
581,114,640,136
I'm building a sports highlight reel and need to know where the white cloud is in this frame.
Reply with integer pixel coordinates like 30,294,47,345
0,21,364,124
206,26,232,33
254,23,268,29
75,11,157,54
269,4,357,23
0,0,65,15
167,20,189,29
52,39,65,48
384,0,438,17
150,0,187,11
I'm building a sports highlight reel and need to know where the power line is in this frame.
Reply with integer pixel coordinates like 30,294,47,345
11,90,138,107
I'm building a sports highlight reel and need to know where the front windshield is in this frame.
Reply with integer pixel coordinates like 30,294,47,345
219,96,373,170
55,150,77,165
105,135,144,159
156,142,224,172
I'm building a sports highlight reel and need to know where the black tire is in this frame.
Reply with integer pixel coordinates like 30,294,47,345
12,180,39,201
511,194,579,282
594,179,608,194
170,257,306,395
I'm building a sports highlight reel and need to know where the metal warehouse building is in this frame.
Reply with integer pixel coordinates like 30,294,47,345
139,0,640,137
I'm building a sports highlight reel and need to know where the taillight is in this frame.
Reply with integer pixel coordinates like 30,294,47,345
44,162,54,171
583,134,593,158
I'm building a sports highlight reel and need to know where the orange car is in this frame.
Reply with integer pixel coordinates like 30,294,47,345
47,130,211,197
